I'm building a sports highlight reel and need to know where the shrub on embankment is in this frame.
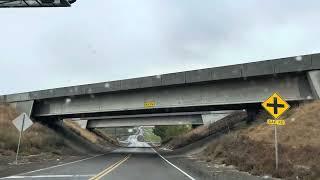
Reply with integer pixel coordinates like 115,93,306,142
202,101,320,179
153,125,192,143
162,112,247,149
0,104,68,155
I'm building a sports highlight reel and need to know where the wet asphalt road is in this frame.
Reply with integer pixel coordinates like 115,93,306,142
1,128,196,180
0,147,196,180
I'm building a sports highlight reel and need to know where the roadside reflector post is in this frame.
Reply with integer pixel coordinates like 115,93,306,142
262,92,290,171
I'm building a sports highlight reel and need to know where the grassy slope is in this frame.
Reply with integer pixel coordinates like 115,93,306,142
0,104,116,156
143,127,161,142
63,120,100,144
63,120,119,147
201,101,320,179
0,104,69,156
162,112,247,149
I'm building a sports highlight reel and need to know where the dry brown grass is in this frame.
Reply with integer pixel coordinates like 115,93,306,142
202,101,320,179
63,120,118,147
0,104,67,155
63,120,98,144
164,112,247,149
92,129,119,146
246,101,320,147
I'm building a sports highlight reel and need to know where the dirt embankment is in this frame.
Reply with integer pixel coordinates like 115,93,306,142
201,101,320,179
0,104,72,156
0,103,117,177
63,120,119,148
162,111,247,150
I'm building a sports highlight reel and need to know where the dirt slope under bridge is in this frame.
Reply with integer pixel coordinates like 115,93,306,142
0,103,117,177
161,101,320,179
201,102,320,179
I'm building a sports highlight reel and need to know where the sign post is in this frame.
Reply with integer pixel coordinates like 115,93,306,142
15,113,25,164
274,125,278,170
262,92,290,170
12,113,34,164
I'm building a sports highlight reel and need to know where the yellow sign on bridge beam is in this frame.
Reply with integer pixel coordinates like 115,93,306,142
144,101,156,108
261,92,290,119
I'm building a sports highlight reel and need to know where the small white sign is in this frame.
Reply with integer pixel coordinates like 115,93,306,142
12,113,33,132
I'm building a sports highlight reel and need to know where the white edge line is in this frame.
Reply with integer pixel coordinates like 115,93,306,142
0,154,105,179
4,175,95,179
152,148,196,180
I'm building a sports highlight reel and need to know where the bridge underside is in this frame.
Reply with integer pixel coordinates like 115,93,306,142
81,112,231,128
87,115,203,127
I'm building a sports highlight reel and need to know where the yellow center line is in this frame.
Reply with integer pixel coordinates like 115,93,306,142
89,154,131,180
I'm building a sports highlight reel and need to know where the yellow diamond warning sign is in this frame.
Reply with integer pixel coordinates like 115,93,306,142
261,92,290,119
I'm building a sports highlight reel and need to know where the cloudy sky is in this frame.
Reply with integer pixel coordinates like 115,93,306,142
0,0,320,95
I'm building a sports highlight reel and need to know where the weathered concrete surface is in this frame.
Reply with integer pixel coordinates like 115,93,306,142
87,115,203,128
307,70,320,99
9,100,34,117
72,120,88,129
0,53,319,122
1,53,318,103
83,111,239,127
201,113,230,125
32,74,312,117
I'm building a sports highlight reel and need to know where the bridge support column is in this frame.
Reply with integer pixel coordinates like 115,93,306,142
201,113,231,125
9,100,34,117
74,120,88,129
307,70,320,99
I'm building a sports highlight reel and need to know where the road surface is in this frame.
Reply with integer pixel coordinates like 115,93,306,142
1,147,196,180
1,127,197,180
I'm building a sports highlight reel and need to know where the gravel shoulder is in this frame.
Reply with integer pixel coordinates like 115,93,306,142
0,153,88,178
165,154,268,180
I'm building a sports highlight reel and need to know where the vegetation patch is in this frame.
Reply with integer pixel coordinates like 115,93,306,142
153,125,192,143
201,101,320,179
0,104,69,155
161,112,247,149
143,127,161,142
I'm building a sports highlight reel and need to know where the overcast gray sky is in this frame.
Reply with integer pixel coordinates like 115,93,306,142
1,0,320,95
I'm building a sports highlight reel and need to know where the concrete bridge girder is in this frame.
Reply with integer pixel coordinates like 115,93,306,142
86,115,203,128
33,74,312,117
80,111,233,128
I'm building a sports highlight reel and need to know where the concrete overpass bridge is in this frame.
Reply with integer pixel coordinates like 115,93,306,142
1,53,320,127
